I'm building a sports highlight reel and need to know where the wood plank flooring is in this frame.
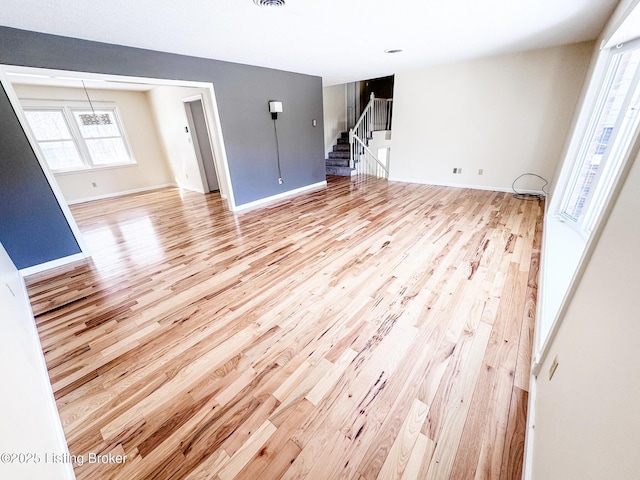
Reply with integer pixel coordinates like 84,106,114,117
26,175,543,479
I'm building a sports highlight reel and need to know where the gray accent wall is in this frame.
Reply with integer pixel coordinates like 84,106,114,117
0,84,81,269
0,27,326,269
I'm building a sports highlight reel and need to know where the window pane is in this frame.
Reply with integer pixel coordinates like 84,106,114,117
73,110,120,138
39,141,84,170
23,110,84,171
24,110,73,141
23,106,134,171
85,138,130,165
562,47,640,222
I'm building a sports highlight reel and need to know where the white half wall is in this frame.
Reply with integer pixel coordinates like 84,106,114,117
13,84,173,202
389,42,594,191
323,84,346,157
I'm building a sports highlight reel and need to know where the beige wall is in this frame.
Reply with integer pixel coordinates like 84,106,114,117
531,146,640,479
389,42,594,191
14,84,173,202
527,1,640,477
147,85,211,194
323,84,346,157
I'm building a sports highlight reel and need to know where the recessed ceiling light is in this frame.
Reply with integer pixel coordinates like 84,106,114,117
254,0,285,6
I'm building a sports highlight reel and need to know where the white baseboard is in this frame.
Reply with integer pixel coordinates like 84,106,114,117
387,176,546,196
233,181,327,213
20,252,88,278
66,183,178,205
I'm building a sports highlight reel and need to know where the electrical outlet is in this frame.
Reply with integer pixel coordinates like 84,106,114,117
478,169,484,175
453,168,457,174
278,177,283,184
458,168,462,174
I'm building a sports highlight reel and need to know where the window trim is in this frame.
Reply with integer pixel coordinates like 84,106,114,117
558,38,640,237
21,99,136,174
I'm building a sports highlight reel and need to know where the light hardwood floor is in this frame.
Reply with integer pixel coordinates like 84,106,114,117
26,175,543,480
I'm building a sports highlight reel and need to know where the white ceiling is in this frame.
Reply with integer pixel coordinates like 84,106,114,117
0,0,620,86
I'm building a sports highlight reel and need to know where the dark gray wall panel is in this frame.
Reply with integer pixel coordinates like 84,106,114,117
0,27,326,267
0,84,81,269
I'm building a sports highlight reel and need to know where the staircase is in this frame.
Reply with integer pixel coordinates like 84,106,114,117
325,132,355,176
325,93,393,178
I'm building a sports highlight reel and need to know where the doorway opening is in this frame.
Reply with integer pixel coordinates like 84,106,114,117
184,96,219,193
0,65,236,273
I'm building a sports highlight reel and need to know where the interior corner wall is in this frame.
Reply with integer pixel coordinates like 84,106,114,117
389,42,594,191
0,83,80,269
13,83,174,202
530,146,640,480
323,84,347,157
0,26,325,269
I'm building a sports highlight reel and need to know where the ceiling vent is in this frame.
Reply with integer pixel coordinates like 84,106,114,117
253,0,285,5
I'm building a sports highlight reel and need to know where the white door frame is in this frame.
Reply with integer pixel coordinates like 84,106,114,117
0,65,237,274
183,94,224,194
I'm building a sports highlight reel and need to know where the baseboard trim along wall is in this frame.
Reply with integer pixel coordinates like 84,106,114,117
233,180,328,213
19,252,88,278
388,176,546,197
65,183,179,205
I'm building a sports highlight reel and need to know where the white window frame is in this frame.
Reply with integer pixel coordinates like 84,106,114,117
21,99,136,174
559,38,640,236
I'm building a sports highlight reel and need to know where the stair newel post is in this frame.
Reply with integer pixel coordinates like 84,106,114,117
370,92,375,133
349,128,355,169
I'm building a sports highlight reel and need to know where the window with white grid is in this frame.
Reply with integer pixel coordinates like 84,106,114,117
560,42,640,234
23,104,135,173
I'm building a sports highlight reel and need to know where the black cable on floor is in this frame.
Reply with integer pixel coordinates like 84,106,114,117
512,173,548,201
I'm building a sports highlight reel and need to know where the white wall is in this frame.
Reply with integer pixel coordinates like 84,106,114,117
0,242,73,479
389,42,594,191
525,2,640,478
147,85,211,194
322,84,346,157
530,143,640,479
14,84,173,202
535,3,640,351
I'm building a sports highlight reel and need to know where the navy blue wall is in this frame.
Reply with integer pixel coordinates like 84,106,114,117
0,84,81,268
0,27,326,269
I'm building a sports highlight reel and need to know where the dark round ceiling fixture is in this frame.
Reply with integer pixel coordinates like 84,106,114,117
253,0,286,6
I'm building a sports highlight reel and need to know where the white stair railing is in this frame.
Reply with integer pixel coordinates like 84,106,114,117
351,135,389,178
349,93,392,178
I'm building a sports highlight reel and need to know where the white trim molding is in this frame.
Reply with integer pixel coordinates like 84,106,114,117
19,252,88,278
65,183,178,205
233,181,327,213
387,176,547,196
